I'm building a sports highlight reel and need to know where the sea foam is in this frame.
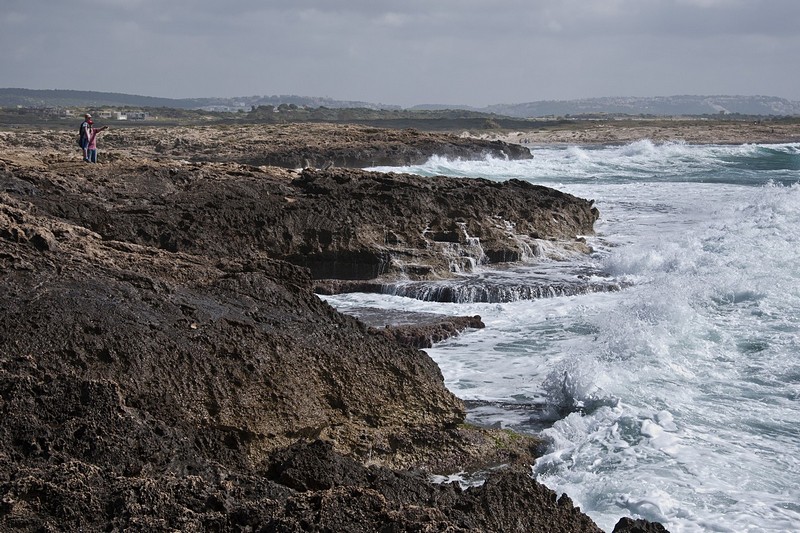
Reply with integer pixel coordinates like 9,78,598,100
336,142,800,531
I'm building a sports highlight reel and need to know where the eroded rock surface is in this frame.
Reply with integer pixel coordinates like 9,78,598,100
0,191,545,530
0,125,667,531
371,315,486,349
0,157,597,282
1,122,532,169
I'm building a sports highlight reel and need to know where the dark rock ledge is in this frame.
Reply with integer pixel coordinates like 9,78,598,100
0,126,667,531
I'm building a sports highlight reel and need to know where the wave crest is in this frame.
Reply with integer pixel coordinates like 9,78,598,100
542,359,619,418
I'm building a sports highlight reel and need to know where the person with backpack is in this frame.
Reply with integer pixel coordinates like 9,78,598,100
78,113,93,161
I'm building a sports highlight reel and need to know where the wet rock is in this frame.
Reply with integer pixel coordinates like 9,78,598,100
261,440,606,533
613,517,672,533
371,315,485,349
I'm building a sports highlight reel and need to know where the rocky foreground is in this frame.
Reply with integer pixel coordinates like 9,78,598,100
0,124,665,531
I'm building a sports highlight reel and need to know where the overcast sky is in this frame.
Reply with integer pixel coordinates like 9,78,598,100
2,0,799,107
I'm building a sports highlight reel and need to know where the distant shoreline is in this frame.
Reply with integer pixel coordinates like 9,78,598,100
470,119,800,146
3,96,800,146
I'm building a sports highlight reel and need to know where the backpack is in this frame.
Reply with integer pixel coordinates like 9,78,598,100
77,121,88,146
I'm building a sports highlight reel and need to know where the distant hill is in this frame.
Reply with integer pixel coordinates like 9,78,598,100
408,104,482,112
236,95,400,111
0,88,196,109
485,95,800,117
0,89,399,112
2,89,799,117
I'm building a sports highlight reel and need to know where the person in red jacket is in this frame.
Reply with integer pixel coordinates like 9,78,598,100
85,120,109,163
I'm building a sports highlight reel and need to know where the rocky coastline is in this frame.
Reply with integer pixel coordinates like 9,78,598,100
1,124,666,531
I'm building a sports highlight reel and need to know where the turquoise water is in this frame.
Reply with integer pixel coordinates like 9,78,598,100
325,141,800,532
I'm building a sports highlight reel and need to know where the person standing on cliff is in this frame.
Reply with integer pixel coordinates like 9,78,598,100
85,119,109,163
79,113,93,161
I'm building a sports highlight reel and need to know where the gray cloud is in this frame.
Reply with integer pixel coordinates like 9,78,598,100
1,0,798,106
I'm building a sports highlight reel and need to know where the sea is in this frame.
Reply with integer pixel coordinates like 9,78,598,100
321,140,800,532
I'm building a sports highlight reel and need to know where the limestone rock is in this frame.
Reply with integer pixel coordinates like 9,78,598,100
0,125,670,531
